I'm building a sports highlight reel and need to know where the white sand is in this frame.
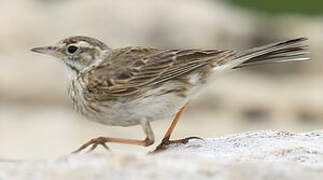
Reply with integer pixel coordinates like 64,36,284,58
1,130,322,180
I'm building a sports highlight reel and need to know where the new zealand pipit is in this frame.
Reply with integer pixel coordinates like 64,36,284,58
31,36,309,153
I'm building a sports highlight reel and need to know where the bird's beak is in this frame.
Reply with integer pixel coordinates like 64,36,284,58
30,46,65,57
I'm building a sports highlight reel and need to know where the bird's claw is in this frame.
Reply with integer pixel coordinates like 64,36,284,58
152,136,203,153
72,137,110,154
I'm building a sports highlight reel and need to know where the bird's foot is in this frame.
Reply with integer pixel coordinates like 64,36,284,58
72,137,110,154
152,136,202,153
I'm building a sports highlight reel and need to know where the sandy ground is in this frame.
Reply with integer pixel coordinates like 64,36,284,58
0,130,322,180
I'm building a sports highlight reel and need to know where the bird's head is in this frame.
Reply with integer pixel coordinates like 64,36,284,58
31,36,111,73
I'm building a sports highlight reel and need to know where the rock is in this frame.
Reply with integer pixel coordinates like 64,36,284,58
166,130,323,163
0,130,322,180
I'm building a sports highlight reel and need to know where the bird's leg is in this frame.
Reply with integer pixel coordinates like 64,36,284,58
72,120,154,153
152,103,202,153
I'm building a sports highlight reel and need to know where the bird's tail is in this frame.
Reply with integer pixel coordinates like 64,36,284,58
233,37,309,69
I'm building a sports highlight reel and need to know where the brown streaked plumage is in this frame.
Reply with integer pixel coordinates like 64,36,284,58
31,36,309,153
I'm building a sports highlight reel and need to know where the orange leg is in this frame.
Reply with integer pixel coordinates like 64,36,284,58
153,104,202,152
72,120,154,153
72,137,154,153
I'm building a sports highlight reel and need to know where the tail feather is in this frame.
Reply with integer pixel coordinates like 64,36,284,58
233,37,309,69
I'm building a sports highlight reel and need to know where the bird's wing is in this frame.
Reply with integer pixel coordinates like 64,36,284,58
82,47,232,100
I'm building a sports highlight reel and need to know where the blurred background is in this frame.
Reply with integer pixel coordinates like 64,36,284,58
0,0,322,160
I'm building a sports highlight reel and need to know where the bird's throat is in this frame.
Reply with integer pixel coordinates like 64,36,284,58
65,63,80,80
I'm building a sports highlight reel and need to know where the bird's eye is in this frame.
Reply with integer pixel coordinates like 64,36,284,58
67,45,79,54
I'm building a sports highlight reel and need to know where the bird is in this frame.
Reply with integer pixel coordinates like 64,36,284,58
31,36,309,153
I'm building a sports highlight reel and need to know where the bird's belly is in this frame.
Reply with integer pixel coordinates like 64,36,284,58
91,90,188,127
70,76,206,127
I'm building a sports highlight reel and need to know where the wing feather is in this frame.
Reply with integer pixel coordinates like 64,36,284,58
82,47,227,99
